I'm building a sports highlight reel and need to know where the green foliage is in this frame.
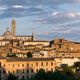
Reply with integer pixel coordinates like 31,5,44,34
34,69,47,80
29,65,75,80
27,52,33,58
52,71,66,80
7,53,17,57
7,73,17,80
60,64,68,69
74,62,80,72
19,78,26,80
46,71,54,80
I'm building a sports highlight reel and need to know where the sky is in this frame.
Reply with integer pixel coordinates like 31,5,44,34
0,0,80,41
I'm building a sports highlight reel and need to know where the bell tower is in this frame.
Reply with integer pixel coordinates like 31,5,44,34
11,19,16,35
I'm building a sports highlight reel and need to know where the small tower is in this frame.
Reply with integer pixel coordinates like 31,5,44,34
7,27,10,31
11,19,16,35
32,32,34,41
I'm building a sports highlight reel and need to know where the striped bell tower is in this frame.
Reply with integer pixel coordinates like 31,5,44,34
11,19,16,35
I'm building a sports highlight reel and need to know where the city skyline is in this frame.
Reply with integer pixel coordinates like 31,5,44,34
0,0,80,41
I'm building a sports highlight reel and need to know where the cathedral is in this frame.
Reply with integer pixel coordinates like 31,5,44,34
0,19,49,46
0,19,33,41
0,19,49,57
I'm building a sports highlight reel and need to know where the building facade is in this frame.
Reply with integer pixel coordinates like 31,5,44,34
0,57,56,80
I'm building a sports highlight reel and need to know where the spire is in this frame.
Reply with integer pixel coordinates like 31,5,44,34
32,32,34,36
7,27,9,31
12,19,15,23
32,32,34,41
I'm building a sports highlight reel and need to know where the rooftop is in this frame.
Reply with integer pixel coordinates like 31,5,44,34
0,57,55,62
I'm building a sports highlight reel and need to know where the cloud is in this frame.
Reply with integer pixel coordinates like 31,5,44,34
0,6,46,18
51,12,59,16
0,0,80,19
36,27,80,41
0,0,27,6
0,6,8,10
35,11,80,25
66,12,80,18
12,5,24,8
25,0,80,6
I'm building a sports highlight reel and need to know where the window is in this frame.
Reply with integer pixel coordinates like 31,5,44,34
13,71,14,74
31,69,33,73
22,64,24,67
27,69,29,73
17,70,19,73
27,63,29,67
13,64,15,67
36,62,38,66
3,64,5,67
27,75,29,79
59,44,61,48
22,76,24,79
46,62,48,66
41,62,43,66
3,71,6,74
8,71,10,74
36,69,38,72
18,64,20,67
51,68,53,71
10,49,12,52
60,39,62,42
51,62,53,66
23,69,24,73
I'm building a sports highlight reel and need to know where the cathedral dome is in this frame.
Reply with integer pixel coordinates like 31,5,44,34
3,30,13,36
3,27,14,39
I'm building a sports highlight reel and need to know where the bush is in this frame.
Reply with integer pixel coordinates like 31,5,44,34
7,53,17,57
27,52,33,58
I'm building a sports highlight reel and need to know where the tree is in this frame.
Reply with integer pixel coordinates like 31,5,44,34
46,71,54,80
19,78,26,80
7,53,17,57
27,52,33,58
7,73,17,80
74,62,80,72
52,64,75,80
34,69,47,80
52,70,66,80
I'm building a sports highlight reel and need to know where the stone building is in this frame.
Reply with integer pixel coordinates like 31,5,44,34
0,19,49,56
0,57,56,80
0,57,79,80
